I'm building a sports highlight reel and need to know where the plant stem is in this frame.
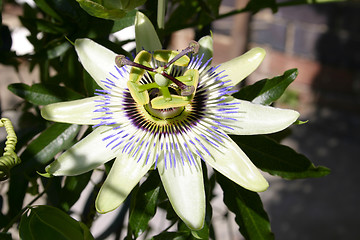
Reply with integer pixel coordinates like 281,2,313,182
216,0,345,21
2,186,47,233
157,0,166,29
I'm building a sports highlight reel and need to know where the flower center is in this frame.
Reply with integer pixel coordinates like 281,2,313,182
115,41,200,119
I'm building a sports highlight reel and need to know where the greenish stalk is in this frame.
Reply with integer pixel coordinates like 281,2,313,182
157,0,166,29
277,0,345,7
216,0,346,21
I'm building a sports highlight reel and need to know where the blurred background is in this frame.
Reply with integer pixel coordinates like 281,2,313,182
1,0,360,239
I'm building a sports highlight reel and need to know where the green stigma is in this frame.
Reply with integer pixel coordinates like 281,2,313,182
115,41,200,112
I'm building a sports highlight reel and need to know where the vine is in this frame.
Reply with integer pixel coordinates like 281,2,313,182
0,118,20,181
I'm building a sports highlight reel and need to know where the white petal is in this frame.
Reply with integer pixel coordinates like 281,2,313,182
202,135,268,192
75,39,117,89
216,48,266,86
46,126,116,176
157,157,205,230
216,98,300,135
96,154,154,213
41,96,103,125
135,12,162,52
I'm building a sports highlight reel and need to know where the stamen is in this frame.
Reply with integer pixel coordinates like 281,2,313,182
115,55,154,72
161,72,195,96
163,41,200,69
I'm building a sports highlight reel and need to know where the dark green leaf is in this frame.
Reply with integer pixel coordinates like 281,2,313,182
128,170,160,238
243,0,278,13
35,19,68,34
42,177,62,207
217,173,274,240
60,172,93,211
200,0,221,18
0,232,12,240
231,135,330,179
165,1,200,32
150,231,190,240
83,70,100,96
34,0,63,21
8,83,83,105
111,9,137,33
19,205,94,240
234,69,298,105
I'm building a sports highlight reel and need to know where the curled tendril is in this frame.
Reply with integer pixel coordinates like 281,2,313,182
0,118,20,181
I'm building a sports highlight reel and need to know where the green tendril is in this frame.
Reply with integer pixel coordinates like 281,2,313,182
0,118,21,181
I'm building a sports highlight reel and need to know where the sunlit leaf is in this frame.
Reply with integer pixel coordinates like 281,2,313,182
234,69,298,105
76,0,144,20
231,135,330,179
217,173,274,240
19,123,80,172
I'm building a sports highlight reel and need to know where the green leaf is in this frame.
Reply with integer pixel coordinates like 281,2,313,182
34,0,63,21
8,83,83,105
76,0,127,20
230,135,330,179
60,172,92,211
35,19,68,34
46,41,72,59
200,0,221,18
111,9,137,33
18,123,80,173
177,218,209,240
234,69,298,105
42,177,62,207
19,205,94,240
0,232,12,240
128,170,160,238
217,173,274,240
83,65,100,96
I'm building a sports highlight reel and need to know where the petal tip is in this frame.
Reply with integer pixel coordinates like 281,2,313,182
95,192,123,214
185,218,205,230
45,161,61,176
252,179,269,192
40,106,51,121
